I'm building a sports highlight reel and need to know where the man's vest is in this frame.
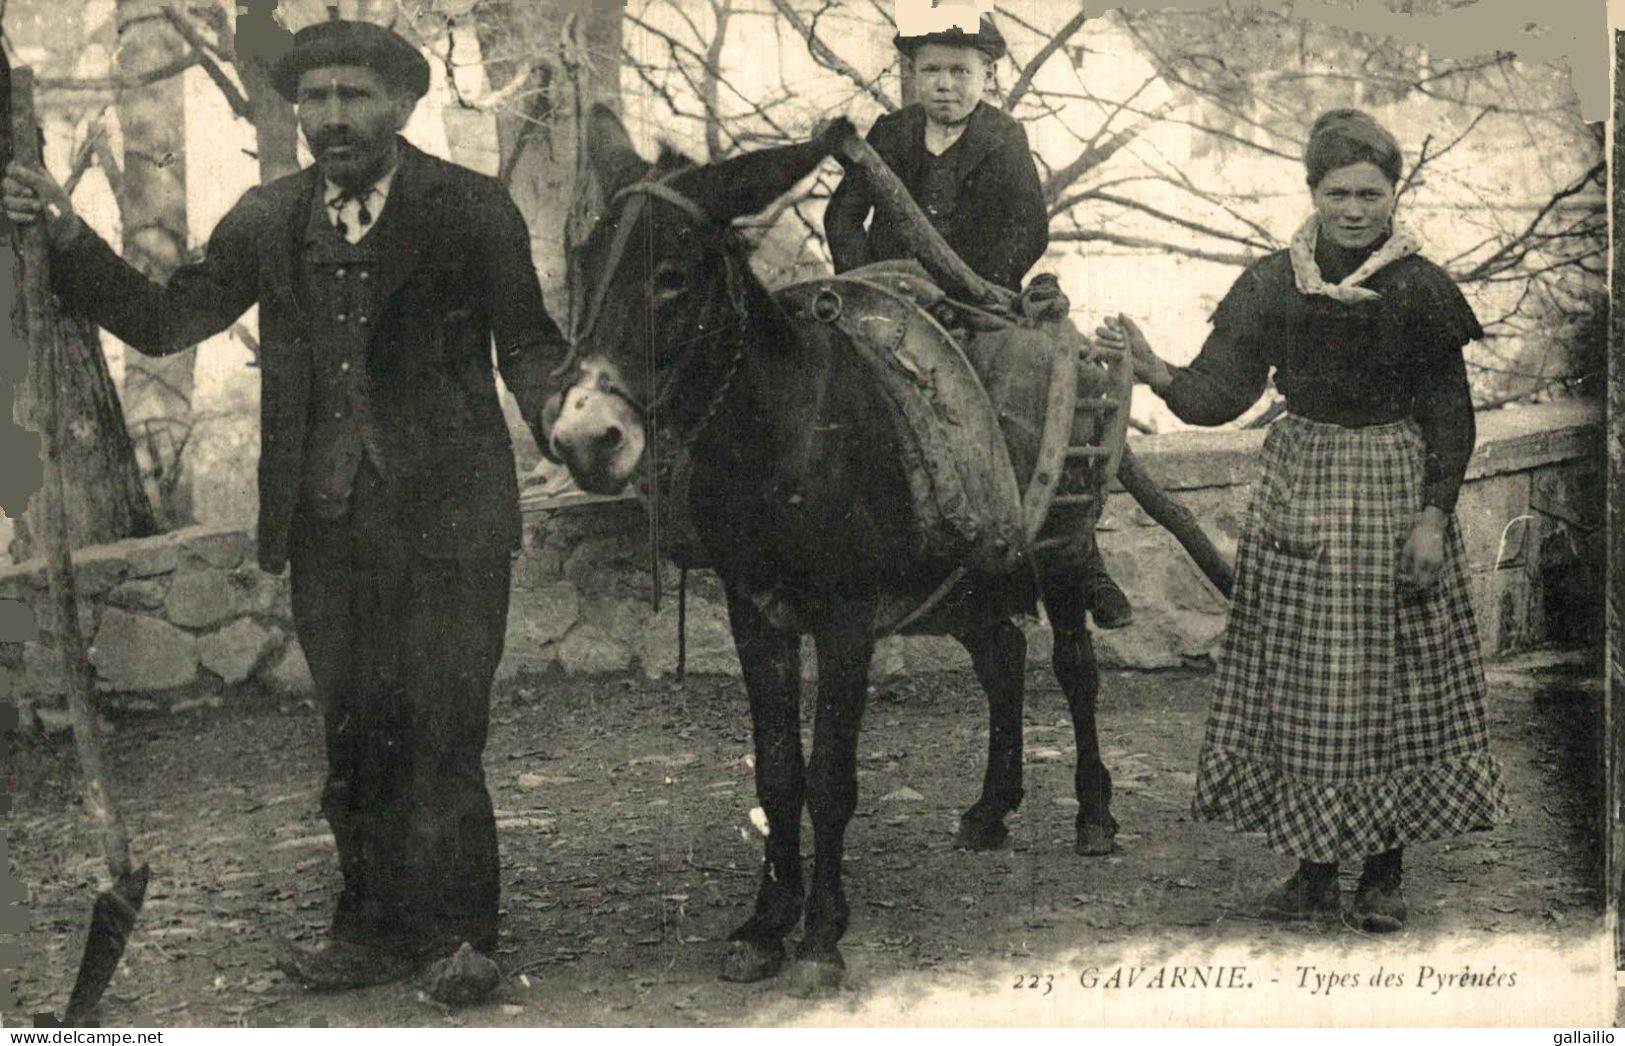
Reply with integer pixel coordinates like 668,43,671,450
296,192,392,520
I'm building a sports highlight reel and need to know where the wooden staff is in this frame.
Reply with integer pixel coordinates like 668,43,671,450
9,64,150,1025
829,133,1018,313
1116,445,1234,599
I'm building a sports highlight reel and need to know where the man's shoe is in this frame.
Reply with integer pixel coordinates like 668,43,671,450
1084,572,1133,630
1260,867,1340,921
422,942,502,1007
275,937,424,992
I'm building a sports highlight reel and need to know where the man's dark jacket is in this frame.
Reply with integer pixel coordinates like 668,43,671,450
824,101,1048,292
51,140,565,573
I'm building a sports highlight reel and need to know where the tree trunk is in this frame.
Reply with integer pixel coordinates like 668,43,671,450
463,0,623,475
700,0,732,160
113,0,198,528
3,54,156,563
473,0,625,310
11,305,160,561
232,2,300,184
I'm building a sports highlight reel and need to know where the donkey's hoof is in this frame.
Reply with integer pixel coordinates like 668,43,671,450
954,816,1010,852
1074,822,1120,856
720,939,784,983
786,955,845,997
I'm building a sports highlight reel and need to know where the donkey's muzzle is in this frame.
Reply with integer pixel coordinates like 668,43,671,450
550,380,646,494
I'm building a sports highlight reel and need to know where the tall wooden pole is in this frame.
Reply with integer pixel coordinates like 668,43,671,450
10,68,133,884
1116,445,1233,599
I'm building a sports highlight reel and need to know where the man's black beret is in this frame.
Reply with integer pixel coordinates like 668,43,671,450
270,18,430,104
893,14,1007,61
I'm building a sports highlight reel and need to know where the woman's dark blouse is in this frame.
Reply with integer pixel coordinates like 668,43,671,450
1162,236,1483,512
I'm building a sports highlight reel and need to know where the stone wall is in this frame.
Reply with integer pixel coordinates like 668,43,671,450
1,400,1601,721
2,528,312,729
1092,399,1606,668
500,399,1602,679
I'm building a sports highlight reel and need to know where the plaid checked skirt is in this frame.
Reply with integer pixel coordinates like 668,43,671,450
1192,414,1507,861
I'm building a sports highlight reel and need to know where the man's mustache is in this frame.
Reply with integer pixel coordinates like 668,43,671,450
311,133,362,153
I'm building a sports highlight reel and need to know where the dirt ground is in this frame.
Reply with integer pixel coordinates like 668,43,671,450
6,650,1605,1028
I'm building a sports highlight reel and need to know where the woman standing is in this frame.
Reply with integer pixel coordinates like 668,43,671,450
1095,109,1507,932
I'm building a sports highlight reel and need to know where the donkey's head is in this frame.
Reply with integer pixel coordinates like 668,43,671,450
549,104,851,494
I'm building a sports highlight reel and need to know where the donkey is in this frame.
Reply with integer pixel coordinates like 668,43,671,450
549,106,1117,993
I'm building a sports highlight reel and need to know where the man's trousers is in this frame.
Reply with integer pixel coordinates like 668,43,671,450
288,464,511,956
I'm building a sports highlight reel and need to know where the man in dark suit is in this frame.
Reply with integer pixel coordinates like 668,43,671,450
824,15,1132,628
5,17,566,997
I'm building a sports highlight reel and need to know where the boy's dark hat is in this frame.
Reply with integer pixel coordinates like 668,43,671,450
893,14,1006,61
270,17,430,103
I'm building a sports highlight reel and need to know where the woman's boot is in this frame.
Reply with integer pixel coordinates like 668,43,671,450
1351,848,1406,932
1262,859,1340,920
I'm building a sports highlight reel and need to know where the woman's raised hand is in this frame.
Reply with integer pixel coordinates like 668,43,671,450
1094,314,1172,392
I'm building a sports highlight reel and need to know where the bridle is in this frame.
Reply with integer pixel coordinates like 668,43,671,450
558,166,755,620
560,170,751,435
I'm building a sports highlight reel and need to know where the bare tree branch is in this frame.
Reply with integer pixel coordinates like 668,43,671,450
160,6,250,118
1049,227,1254,267
437,18,538,114
38,54,201,93
623,52,706,124
1041,104,1171,204
764,0,895,113
703,0,733,159
1451,161,1604,282
63,107,111,195
1395,105,1495,200
1080,73,1159,155
1055,189,1275,251
1117,12,1304,152
90,133,125,210
625,12,798,144
1003,7,1088,114
1472,247,1606,284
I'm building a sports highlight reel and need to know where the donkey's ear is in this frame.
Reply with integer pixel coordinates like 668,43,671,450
584,103,648,198
677,118,856,225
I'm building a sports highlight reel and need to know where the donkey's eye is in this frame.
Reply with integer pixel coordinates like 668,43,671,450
652,263,688,300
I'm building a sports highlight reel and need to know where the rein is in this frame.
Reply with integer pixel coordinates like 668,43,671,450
562,170,753,638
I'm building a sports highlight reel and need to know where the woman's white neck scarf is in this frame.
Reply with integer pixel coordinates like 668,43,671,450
1288,213,1420,304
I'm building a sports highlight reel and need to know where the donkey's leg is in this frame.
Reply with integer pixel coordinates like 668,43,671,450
719,588,806,983
953,619,1027,851
1040,563,1119,856
788,624,873,995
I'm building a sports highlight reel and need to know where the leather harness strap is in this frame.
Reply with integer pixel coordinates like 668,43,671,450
569,176,712,353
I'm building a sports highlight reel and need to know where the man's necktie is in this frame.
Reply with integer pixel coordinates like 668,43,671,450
326,186,377,244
